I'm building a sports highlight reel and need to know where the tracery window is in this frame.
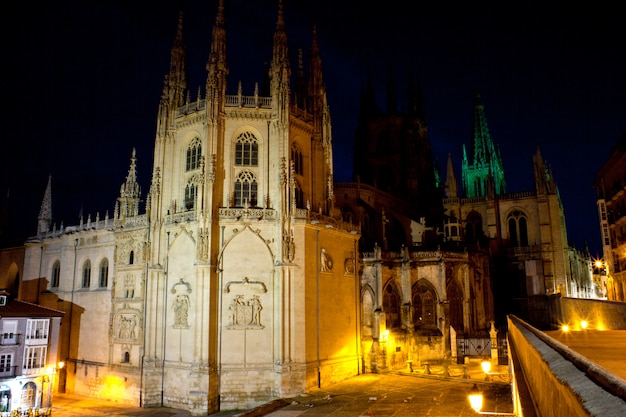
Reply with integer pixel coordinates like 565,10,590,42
294,180,304,208
508,210,529,247
291,143,303,175
185,181,198,210
82,259,91,289
465,211,483,245
234,171,257,207
412,281,437,328
186,138,202,171
99,259,109,288
235,132,258,166
51,260,60,288
383,282,401,329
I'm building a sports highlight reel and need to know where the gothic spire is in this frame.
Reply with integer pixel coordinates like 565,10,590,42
37,175,52,236
157,11,188,136
270,0,290,97
117,149,141,219
445,153,458,198
461,93,506,197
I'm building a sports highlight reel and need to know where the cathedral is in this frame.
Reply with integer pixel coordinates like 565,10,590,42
21,2,360,415
8,1,596,415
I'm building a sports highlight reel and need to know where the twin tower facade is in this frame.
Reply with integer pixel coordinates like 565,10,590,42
23,2,360,415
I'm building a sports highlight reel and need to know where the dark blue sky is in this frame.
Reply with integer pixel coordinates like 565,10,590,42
2,1,624,256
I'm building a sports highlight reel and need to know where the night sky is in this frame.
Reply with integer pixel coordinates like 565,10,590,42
2,1,624,256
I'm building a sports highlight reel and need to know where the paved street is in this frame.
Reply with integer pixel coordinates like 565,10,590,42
48,364,512,417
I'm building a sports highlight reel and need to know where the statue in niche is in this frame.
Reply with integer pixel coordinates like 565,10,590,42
320,248,333,272
173,294,190,327
118,315,137,340
171,278,192,329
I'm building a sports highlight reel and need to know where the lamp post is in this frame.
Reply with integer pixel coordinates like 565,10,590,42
45,362,64,409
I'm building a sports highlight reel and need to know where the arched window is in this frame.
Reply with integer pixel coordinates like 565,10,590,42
234,171,258,207
465,211,484,245
291,143,303,175
51,260,60,288
186,138,202,171
99,259,109,288
122,351,130,363
185,182,197,210
82,260,91,289
383,282,401,329
412,281,438,328
20,382,37,408
294,180,304,208
235,132,258,166
129,251,134,265
508,210,529,247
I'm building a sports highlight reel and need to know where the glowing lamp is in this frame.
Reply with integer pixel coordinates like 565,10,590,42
468,384,483,413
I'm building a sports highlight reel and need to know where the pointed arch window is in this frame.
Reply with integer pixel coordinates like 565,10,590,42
234,171,258,207
508,210,529,247
82,259,91,289
186,138,202,171
465,211,484,245
294,180,304,208
383,282,401,329
291,143,303,175
99,259,109,288
235,132,258,166
185,181,198,211
412,281,438,328
51,260,60,288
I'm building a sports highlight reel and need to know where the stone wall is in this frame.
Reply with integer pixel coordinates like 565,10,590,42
507,315,626,417
560,297,626,330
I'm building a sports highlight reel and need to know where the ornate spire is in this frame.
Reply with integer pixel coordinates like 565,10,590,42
270,0,290,96
206,0,228,124
38,175,52,236
445,153,458,198
157,11,188,136
461,93,506,197
117,149,141,219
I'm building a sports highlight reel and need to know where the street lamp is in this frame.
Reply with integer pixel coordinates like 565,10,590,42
468,384,516,416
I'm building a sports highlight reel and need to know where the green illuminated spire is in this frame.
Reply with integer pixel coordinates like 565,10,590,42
461,93,506,198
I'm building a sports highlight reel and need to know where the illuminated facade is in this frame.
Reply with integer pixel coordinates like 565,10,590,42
339,82,495,370
0,290,63,414
20,3,360,415
594,133,626,301
445,96,593,325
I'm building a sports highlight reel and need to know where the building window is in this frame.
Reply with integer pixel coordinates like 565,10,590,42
383,282,401,329
51,260,61,288
234,170,258,207
21,382,37,408
465,211,484,245
412,281,438,328
129,251,134,265
291,143,303,175
122,351,130,363
235,132,258,166
508,210,529,247
0,354,12,373
82,259,91,288
185,182,197,210
26,319,49,341
294,180,304,208
186,138,202,171
23,346,47,373
99,259,109,288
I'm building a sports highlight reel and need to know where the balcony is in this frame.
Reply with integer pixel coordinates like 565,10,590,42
0,333,21,346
